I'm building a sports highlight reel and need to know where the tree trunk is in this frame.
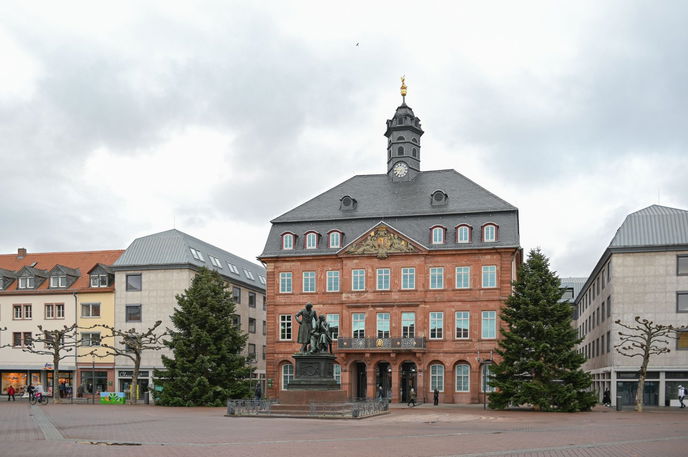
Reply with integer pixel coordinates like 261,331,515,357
130,353,141,405
52,356,60,405
636,355,650,412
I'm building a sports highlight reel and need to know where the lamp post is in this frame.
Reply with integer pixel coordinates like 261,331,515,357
476,349,493,410
91,354,96,405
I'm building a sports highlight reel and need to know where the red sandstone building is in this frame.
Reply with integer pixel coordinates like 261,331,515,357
260,85,521,404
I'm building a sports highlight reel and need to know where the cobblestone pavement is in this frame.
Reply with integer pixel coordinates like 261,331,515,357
2,400,686,457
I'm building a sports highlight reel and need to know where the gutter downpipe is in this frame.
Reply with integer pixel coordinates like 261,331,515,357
73,291,78,402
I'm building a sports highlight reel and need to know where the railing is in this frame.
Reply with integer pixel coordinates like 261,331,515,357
336,337,426,350
226,399,275,415
309,398,388,418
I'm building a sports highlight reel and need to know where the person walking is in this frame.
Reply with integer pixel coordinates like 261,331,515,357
378,384,384,400
407,387,417,407
254,383,262,401
678,385,686,408
7,385,15,401
27,384,35,401
433,388,439,406
602,389,611,407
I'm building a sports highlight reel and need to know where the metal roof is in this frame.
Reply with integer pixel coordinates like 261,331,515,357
114,229,266,290
560,277,586,302
609,204,688,248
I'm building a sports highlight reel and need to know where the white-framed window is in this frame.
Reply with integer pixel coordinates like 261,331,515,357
429,267,444,289
430,312,444,339
50,276,66,288
454,364,470,392
377,313,390,338
81,332,101,347
482,265,497,288
303,271,316,293
305,232,318,249
430,364,444,392
483,224,497,242
329,231,341,249
457,225,471,243
401,267,415,290
455,311,470,339
243,269,255,280
90,274,108,287
189,247,205,261
352,313,365,338
352,269,365,291
282,233,294,250
333,364,341,384
279,272,293,293
13,304,32,320
45,303,54,319
259,275,266,285
481,364,495,392
209,255,223,268
281,363,294,390
81,303,101,318
279,315,292,340
18,277,34,289
402,312,415,338
431,226,445,244
326,271,340,292
455,266,470,289
482,311,497,339
327,314,339,339
376,268,390,290
227,263,240,274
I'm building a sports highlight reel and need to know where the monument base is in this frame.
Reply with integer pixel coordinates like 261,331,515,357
286,352,340,391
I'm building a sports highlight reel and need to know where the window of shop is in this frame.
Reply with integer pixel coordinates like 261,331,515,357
81,371,108,395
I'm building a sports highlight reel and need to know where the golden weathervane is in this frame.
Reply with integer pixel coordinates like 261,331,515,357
400,75,407,98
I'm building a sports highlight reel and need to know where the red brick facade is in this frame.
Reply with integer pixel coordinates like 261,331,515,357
264,240,521,404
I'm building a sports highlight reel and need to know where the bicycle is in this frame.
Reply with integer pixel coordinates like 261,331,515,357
30,393,49,405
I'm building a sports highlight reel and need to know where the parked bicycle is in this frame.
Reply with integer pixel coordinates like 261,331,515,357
30,392,48,405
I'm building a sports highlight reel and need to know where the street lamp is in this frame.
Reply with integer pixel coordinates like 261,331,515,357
476,349,493,410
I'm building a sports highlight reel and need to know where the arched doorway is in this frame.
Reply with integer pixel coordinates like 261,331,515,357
399,361,417,403
350,361,367,400
376,361,392,401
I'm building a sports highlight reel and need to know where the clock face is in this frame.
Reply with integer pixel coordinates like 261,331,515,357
393,161,408,177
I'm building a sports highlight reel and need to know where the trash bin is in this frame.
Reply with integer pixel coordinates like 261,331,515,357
144,391,150,405
616,396,622,411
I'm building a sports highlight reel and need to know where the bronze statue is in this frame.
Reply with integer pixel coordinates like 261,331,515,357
309,315,332,354
294,303,317,353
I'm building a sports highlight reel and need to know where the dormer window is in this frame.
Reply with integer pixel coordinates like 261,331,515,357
328,231,342,249
282,233,295,250
305,232,319,249
430,190,448,206
396,136,406,141
50,276,67,288
340,195,357,211
482,223,498,242
18,277,35,289
90,274,109,288
456,224,472,243
431,226,446,245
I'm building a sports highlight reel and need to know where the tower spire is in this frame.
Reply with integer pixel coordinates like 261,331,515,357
385,77,423,181
400,75,407,104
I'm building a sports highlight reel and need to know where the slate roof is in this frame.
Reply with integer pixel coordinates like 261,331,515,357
0,250,124,292
114,229,266,290
262,169,519,258
272,169,517,223
560,277,586,301
609,204,688,248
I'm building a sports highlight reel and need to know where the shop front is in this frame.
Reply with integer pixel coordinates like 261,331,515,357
118,370,151,401
1,367,75,397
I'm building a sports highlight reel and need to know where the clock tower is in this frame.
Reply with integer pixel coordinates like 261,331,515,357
385,77,424,182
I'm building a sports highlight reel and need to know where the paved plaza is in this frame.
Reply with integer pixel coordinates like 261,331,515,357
1,400,686,457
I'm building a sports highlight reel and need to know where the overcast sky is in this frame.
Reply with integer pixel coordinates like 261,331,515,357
1,1,687,277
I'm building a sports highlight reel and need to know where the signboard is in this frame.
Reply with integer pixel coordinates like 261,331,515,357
118,371,149,378
100,392,126,404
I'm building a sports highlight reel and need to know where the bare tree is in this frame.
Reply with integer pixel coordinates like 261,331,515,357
22,324,81,404
615,317,688,412
86,321,166,404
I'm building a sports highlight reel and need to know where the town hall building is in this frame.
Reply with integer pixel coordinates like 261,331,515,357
260,82,522,403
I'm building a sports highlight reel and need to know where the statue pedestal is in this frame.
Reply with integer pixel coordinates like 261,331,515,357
280,353,347,404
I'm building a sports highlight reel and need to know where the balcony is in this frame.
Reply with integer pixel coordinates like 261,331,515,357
336,337,426,351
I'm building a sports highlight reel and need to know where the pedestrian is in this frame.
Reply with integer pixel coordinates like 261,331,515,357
602,389,611,407
254,383,262,401
433,388,439,406
59,381,66,399
27,384,35,401
678,385,686,408
407,387,416,407
378,384,384,399
7,385,15,401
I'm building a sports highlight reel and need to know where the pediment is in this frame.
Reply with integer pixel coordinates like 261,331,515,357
342,223,422,259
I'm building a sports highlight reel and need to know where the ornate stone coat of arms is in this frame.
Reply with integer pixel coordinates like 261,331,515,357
344,225,417,259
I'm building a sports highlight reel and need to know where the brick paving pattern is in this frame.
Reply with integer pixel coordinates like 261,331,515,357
1,400,686,457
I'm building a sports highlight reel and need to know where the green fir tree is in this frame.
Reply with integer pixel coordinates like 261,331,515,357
154,267,252,406
489,248,596,412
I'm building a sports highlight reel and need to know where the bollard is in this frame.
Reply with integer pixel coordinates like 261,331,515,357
616,396,622,411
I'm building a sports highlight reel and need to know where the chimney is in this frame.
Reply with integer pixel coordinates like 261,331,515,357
17,248,27,259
